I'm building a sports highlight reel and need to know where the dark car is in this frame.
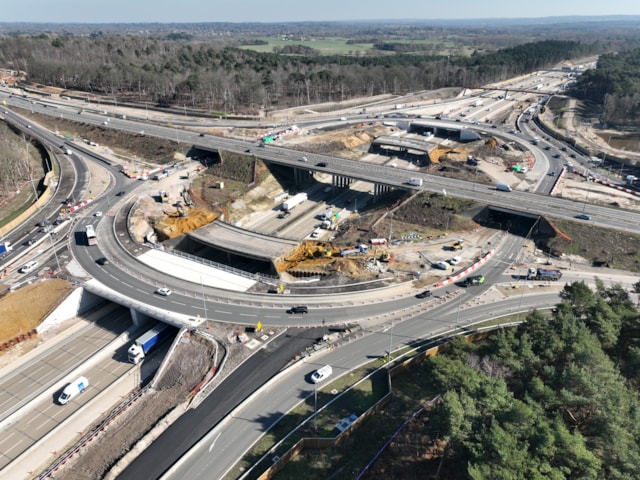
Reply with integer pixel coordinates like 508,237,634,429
416,290,432,299
245,149,252,153
96,257,110,266
199,133,206,137
548,171,556,177
569,153,577,158
315,162,327,167
575,213,591,220
288,305,308,314
24,238,36,246
116,191,126,196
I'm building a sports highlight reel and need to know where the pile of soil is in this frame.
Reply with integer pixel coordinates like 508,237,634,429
154,208,219,240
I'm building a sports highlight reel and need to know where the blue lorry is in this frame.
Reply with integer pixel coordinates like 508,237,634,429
127,323,177,364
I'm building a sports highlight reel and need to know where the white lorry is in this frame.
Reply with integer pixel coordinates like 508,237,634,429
58,376,89,405
282,193,308,212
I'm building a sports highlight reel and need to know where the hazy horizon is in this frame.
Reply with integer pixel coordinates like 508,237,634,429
1,0,639,24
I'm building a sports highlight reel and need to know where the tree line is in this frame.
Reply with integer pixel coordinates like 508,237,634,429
0,33,597,113
571,45,640,124
423,280,640,479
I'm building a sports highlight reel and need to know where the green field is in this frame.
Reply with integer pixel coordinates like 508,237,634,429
239,36,474,57
238,37,374,55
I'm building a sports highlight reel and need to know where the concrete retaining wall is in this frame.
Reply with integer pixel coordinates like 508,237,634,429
38,287,105,334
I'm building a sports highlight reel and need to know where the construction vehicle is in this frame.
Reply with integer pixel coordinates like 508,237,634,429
450,239,464,251
340,244,369,257
174,201,188,217
527,267,563,281
379,250,391,262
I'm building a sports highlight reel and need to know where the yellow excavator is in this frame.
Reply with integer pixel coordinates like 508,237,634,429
450,239,464,251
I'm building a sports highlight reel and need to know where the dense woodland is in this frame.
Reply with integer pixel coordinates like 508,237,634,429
423,281,640,479
572,47,640,124
0,31,599,113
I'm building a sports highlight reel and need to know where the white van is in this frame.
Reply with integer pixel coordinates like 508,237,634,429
19,260,38,274
311,365,333,383
58,376,89,405
496,183,512,192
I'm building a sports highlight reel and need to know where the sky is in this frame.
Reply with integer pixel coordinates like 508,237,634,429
1,0,639,23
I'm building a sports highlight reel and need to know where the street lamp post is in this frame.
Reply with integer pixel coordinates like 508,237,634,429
455,292,465,331
313,382,318,433
200,275,208,320
387,320,394,363
47,232,62,273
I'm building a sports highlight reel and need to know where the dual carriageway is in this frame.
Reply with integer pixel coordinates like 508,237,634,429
0,67,639,478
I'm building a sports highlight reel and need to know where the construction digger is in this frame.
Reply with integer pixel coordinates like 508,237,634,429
450,239,464,251
378,250,391,262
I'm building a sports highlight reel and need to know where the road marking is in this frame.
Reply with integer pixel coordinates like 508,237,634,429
263,315,280,319
209,432,222,453
239,313,257,317
214,310,232,315
171,301,186,306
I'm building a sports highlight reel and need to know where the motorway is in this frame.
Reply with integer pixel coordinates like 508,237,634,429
0,66,639,478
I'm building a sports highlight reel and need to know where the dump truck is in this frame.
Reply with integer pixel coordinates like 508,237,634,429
127,323,177,364
340,244,369,257
282,193,308,212
527,268,563,281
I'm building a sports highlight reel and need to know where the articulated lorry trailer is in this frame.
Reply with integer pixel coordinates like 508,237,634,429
282,193,308,212
128,323,177,364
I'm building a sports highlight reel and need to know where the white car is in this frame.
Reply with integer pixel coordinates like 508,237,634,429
448,256,462,265
94,211,103,217
19,260,39,274
298,156,308,162
155,287,172,296
434,261,450,270
311,365,333,383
